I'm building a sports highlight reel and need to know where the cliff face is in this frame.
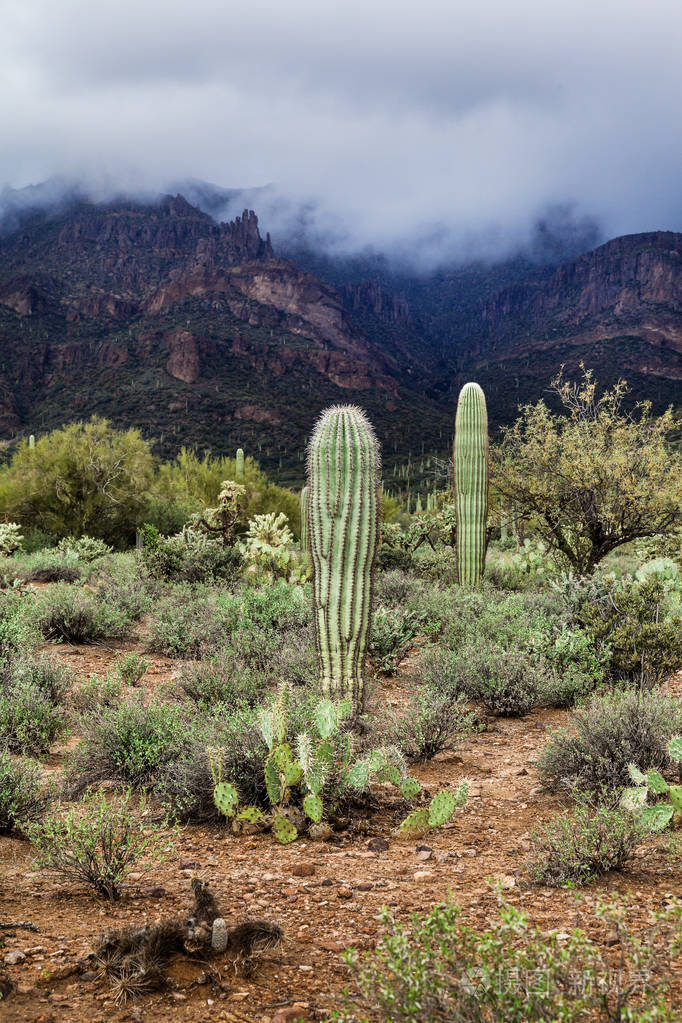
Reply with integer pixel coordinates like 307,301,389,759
0,194,434,471
1,192,681,475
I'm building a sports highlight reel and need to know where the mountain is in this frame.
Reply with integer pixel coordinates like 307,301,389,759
0,186,680,484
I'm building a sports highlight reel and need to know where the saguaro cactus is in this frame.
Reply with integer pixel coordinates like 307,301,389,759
235,447,245,483
307,405,380,714
453,382,489,585
299,484,309,553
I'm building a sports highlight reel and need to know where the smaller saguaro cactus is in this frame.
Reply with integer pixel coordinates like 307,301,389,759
453,382,489,586
300,484,309,552
29,434,35,450
235,447,245,483
307,405,380,715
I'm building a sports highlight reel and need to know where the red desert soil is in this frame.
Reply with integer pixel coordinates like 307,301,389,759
1,643,680,1023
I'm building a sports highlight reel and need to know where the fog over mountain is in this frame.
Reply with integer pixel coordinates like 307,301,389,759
2,1,682,266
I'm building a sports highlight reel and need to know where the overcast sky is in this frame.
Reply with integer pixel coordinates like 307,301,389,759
2,0,682,263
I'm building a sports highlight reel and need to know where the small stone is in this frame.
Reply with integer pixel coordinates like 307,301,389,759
356,882,373,891
416,850,433,862
4,950,26,965
337,887,353,899
179,858,201,870
318,939,344,952
196,972,210,985
291,862,316,877
172,992,187,1001
413,870,435,881
367,837,389,852
516,767,528,776
491,874,516,889
273,1006,310,1023
308,823,332,841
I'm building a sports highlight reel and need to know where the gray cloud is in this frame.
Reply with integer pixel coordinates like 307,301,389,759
2,0,682,265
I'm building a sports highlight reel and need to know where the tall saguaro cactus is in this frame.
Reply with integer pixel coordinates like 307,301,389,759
235,448,245,484
307,405,380,715
453,382,489,586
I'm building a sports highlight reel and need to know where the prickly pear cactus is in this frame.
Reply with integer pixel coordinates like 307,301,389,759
453,382,489,586
272,813,298,844
213,781,239,818
428,788,458,827
307,405,381,715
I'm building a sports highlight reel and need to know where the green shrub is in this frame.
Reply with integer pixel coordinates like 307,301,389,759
397,687,478,762
369,604,422,674
374,570,424,607
26,788,175,900
155,707,268,822
0,589,39,665
139,526,241,583
1,654,73,704
16,548,83,583
537,689,682,793
68,699,204,792
539,626,607,707
528,795,652,885
0,748,49,833
577,574,682,688
115,652,150,687
145,586,231,657
33,584,135,643
179,655,266,709
71,673,123,712
423,641,543,716
0,673,67,755
342,894,682,1023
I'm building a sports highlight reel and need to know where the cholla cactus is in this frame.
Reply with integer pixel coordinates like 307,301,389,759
239,512,294,581
195,480,246,546
0,523,23,557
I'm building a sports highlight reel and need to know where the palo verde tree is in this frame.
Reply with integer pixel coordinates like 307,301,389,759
493,367,682,574
0,418,154,545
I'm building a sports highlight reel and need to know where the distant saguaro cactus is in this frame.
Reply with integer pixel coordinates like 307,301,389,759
300,484,309,552
29,435,35,450
453,382,489,585
235,447,245,483
307,406,380,714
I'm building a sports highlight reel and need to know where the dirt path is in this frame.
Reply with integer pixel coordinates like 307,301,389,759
1,650,680,1022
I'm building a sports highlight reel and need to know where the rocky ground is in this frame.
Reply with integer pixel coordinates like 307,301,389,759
1,642,680,1023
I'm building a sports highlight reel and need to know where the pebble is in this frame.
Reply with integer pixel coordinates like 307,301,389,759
413,870,435,881
337,887,353,899
291,862,316,877
367,837,389,852
4,950,26,965
273,1007,310,1023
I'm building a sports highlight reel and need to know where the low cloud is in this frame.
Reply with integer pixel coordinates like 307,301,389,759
2,1,681,266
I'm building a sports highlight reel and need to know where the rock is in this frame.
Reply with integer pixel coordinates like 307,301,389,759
491,874,516,889
308,823,332,841
413,870,435,881
317,939,344,952
367,837,389,852
4,950,26,965
273,1006,310,1023
416,850,433,862
356,882,374,891
337,887,353,899
291,862,316,877
179,858,201,870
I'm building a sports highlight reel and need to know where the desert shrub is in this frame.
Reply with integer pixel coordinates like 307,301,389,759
423,641,543,716
139,525,241,584
71,673,123,713
343,894,682,1023
156,707,268,821
369,604,422,674
19,549,82,583
539,626,607,707
537,689,682,793
0,589,39,665
528,795,652,885
0,748,49,833
0,659,68,755
268,624,318,687
145,586,232,657
375,546,416,573
374,570,425,607
578,574,682,688
146,580,310,659
179,655,266,709
33,584,135,643
397,687,478,762
26,788,175,900
68,699,204,792
92,559,155,622
115,652,150,687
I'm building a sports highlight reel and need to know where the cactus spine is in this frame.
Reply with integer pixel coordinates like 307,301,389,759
235,447,245,483
453,382,489,586
307,406,380,714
